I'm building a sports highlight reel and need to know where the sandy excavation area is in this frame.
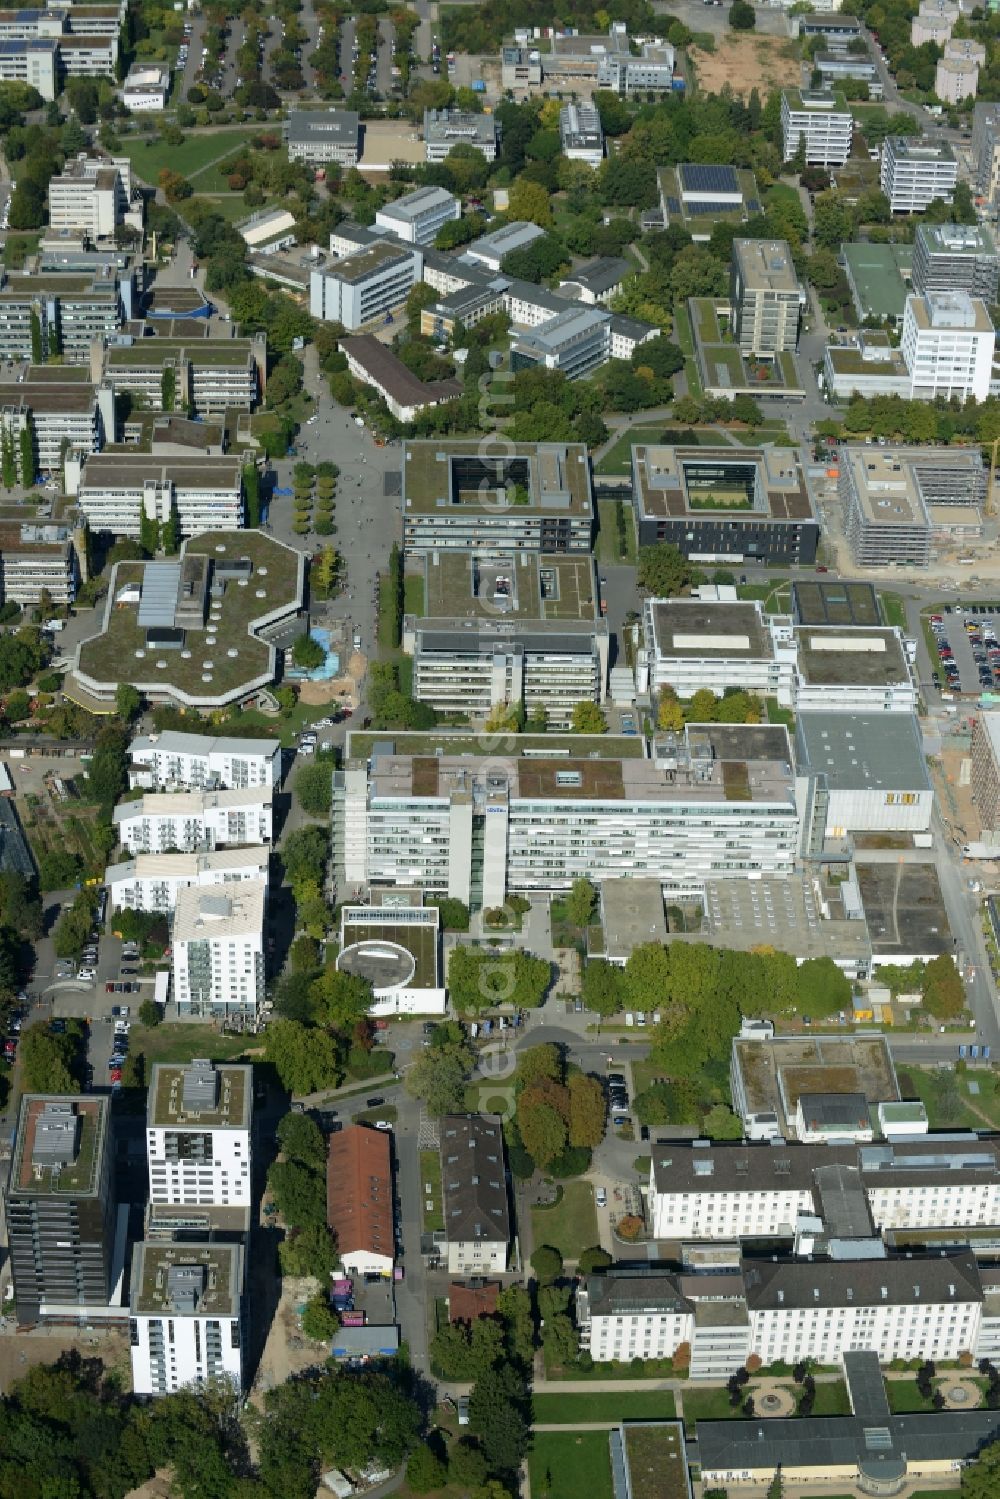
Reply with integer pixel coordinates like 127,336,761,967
689,34,802,97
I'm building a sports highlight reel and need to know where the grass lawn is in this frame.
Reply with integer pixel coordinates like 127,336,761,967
595,497,638,563
403,573,425,617
119,128,260,186
765,697,795,730
880,591,907,631
353,1105,398,1125
420,1147,443,1232
533,1391,675,1424
812,1380,851,1416
674,302,694,356
190,193,256,223
530,1181,599,1263
887,1379,935,1414
897,1064,1000,1131
596,429,666,478
683,1386,745,1427
128,1023,252,1067
528,1431,613,1499
3,232,40,269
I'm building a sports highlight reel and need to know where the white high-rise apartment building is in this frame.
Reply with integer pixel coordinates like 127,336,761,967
128,731,282,792
881,136,957,213
106,847,269,915
113,788,273,854
130,1242,244,1396
171,883,266,1018
145,1060,252,1207
781,90,852,167
901,290,994,404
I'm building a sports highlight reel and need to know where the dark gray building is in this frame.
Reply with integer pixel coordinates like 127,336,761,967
6,1095,116,1323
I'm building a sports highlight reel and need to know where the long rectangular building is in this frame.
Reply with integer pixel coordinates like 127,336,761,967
334,725,799,906
0,369,112,470
402,440,594,555
113,787,273,854
0,521,78,605
75,454,244,538
100,337,265,415
127,730,282,792
106,846,269,914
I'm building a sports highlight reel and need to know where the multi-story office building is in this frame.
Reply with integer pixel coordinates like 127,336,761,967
839,441,986,567
631,444,819,565
559,257,632,306
440,1115,510,1273
501,275,572,326
113,787,274,854
796,711,933,840
511,305,612,380
912,222,1000,303
971,712,1000,832
792,625,918,714
5,1095,115,1323
122,62,169,110
0,36,58,98
781,89,852,166
900,290,994,403
599,39,675,93
334,725,800,906
146,1059,252,1207
881,136,957,213
648,1136,1000,1242
171,883,266,1017
0,522,78,605
285,108,360,166
0,267,131,363
100,337,265,416
730,239,803,359
130,1242,244,1396
374,185,459,246
0,370,112,470
48,155,136,239
106,847,269,915
610,313,657,360
559,102,604,167
974,101,1000,207
639,598,797,703
74,455,245,538
814,52,882,97
465,221,546,272
404,553,608,728
500,44,543,89
911,0,958,43
401,439,594,556
423,108,499,163
577,1271,692,1365
936,39,985,103
127,731,282,792
309,241,421,330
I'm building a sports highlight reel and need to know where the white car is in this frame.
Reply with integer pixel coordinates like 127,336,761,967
299,743,315,756
77,967,96,982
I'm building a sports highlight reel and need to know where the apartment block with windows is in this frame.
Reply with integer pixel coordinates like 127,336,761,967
374,185,460,246
171,884,265,1018
881,136,957,213
0,371,112,470
781,89,852,166
334,724,800,908
900,289,994,403
113,787,274,854
0,522,78,605
730,238,803,359
100,338,264,416
310,240,422,330
285,108,359,165
912,222,1000,303
146,1060,252,1207
510,305,612,380
127,731,282,792
971,712,1000,831
5,1095,115,1324
48,155,135,239
440,1114,510,1273
130,1242,244,1396
74,455,245,538
0,269,130,363
106,847,269,915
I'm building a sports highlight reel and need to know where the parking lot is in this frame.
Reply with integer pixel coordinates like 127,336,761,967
929,604,1000,695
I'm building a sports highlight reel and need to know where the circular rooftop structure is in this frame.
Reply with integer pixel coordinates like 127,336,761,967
337,940,414,992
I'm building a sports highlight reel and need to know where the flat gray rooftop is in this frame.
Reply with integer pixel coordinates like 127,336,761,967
856,860,952,958
795,711,929,792
600,877,667,962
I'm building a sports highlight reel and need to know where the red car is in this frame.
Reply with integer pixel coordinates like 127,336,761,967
110,1068,122,1083
105,981,115,993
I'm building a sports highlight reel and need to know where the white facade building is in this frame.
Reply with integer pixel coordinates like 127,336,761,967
146,1059,252,1208
440,1114,510,1274
127,732,282,793
639,598,797,704
309,241,422,330
559,102,604,168
106,847,269,915
171,883,266,1018
578,1273,692,1364
74,456,244,540
122,63,169,110
129,1243,244,1397
881,136,958,213
423,109,499,163
113,788,274,855
286,109,360,165
900,290,994,404
48,156,137,240
781,90,853,167
796,711,934,839
374,185,460,246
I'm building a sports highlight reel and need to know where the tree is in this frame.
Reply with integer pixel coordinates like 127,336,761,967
963,1437,1000,1499
430,897,470,931
531,1243,563,1284
581,958,624,1017
623,943,671,1010
638,543,689,597
579,1246,612,1273
137,998,160,1028
730,1,756,29
301,1290,338,1342
923,953,965,1020
292,633,325,669
265,1018,341,1095
405,1040,475,1115
115,682,142,723
497,1284,536,1367
268,1158,327,1228
277,1110,327,1168
517,1044,563,1087
518,1092,567,1165
469,1365,531,1479
19,1022,79,1093
309,967,373,1033
568,1074,607,1148
278,1221,338,1279
702,1103,743,1139
795,956,851,1019
41,848,83,894
565,877,597,928
658,689,685,732
296,759,334,819
449,1440,489,1489
407,1445,448,1494
570,700,607,734
507,176,553,227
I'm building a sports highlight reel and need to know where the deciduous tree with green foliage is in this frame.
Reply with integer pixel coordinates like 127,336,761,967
565,877,597,928
405,1039,475,1115
637,543,690,598
265,1017,341,1095
301,1289,339,1342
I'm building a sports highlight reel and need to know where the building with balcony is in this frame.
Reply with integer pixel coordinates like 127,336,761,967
100,337,265,416
781,89,852,166
900,290,994,403
127,731,282,792
171,883,266,1018
146,1059,252,1206
106,846,269,915
129,1242,244,1396
730,238,803,359
74,455,244,539
114,787,273,854
0,521,78,605
881,136,957,213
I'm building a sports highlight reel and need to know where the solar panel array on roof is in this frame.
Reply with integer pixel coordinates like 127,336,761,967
686,200,742,215
137,562,180,628
666,196,681,213
747,198,762,213
680,163,739,194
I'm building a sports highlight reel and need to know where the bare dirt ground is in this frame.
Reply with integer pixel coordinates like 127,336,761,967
689,34,802,97
0,1325,130,1394
249,1276,326,1406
